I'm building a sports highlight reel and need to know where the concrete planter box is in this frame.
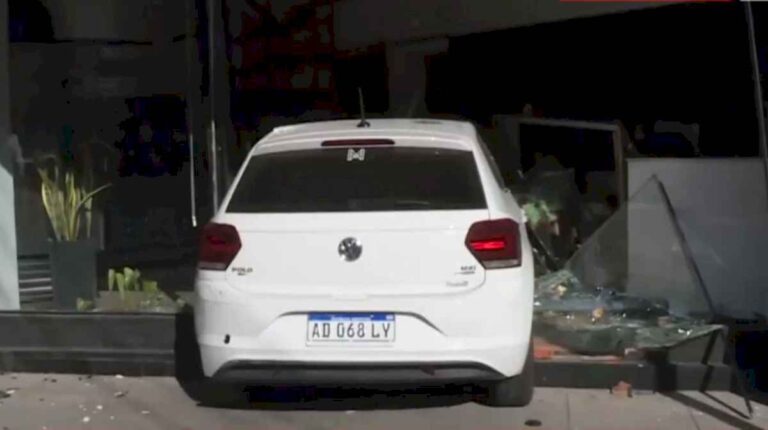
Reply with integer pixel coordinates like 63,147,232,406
0,311,182,376
95,291,179,313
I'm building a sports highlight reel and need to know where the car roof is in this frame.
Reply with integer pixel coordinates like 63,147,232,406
259,119,479,148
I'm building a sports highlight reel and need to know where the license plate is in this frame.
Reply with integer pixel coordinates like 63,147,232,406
306,313,395,345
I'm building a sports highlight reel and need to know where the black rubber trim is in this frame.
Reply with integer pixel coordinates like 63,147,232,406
212,361,506,385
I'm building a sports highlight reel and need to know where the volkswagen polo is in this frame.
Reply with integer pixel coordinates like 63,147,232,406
194,119,534,406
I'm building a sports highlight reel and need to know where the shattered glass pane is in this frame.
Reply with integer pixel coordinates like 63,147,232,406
568,175,711,319
533,176,719,356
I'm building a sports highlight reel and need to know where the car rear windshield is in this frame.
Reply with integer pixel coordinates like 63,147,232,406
226,147,487,213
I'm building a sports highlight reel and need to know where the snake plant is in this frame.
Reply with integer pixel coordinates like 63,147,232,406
37,158,110,242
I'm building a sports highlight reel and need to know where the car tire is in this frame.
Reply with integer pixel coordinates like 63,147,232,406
478,341,534,407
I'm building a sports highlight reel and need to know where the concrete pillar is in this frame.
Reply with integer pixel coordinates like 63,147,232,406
386,38,447,117
0,0,20,310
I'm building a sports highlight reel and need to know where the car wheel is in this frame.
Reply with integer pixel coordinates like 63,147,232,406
478,342,534,407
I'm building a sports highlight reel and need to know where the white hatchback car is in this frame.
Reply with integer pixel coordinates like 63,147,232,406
195,119,534,406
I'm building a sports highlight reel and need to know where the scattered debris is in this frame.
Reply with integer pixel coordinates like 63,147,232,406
657,316,674,326
49,378,56,383
114,391,127,398
4,388,17,396
38,398,44,402
525,419,542,427
0,392,9,400
535,270,583,295
115,374,124,379
82,416,91,423
623,348,642,360
533,337,571,360
96,404,103,411
345,410,355,415
591,306,605,322
110,416,115,421
141,410,150,415
610,381,633,398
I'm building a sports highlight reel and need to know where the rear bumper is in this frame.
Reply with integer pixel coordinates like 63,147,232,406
194,266,534,381
212,360,505,385
198,337,530,382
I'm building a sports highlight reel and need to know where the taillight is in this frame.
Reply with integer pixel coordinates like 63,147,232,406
465,219,522,269
198,223,241,271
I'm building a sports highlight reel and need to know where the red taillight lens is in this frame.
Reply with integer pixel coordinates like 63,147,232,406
465,219,521,269
470,239,506,251
198,223,241,271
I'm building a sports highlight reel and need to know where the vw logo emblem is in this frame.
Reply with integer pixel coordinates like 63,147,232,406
338,237,362,262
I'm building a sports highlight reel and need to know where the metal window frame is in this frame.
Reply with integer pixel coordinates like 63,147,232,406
494,114,628,203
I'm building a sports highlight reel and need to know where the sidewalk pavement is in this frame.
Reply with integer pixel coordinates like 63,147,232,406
0,372,766,430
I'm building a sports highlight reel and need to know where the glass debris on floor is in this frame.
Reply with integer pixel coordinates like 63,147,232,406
526,176,721,357
534,269,721,356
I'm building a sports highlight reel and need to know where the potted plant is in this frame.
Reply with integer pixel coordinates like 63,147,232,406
37,156,110,309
